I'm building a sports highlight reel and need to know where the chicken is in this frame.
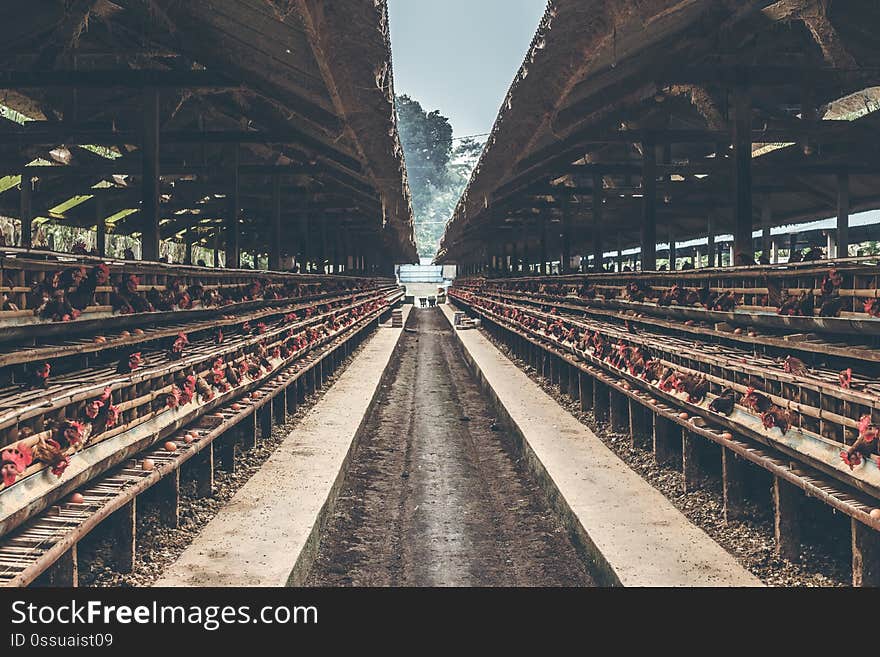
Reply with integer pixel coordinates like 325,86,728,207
1,442,33,487
841,414,879,470
674,373,709,404
864,298,880,318
741,387,772,414
783,356,808,377
761,406,793,433
778,291,815,317
658,368,679,392
194,376,214,402
67,264,109,312
710,291,738,312
839,368,854,389
23,362,51,389
623,281,648,302
818,294,843,318
708,387,737,416
764,276,785,308
214,328,224,345
116,351,144,374
821,269,842,297
167,332,189,360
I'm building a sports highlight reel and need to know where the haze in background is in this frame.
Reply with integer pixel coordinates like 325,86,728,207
388,0,548,140
388,0,548,257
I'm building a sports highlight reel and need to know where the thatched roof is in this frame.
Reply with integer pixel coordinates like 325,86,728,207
437,0,880,263
0,0,417,262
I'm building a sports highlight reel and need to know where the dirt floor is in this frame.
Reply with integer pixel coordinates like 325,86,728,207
306,308,594,587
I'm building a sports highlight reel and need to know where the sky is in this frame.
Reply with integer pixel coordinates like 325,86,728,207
387,0,548,140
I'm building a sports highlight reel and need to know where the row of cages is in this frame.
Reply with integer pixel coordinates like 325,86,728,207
0,270,402,539
483,256,880,323
0,249,387,333
450,278,880,503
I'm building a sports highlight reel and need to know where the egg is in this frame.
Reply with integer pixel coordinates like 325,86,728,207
251,392,262,400
734,328,743,335
685,320,695,327
133,328,144,335
141,458,155,471
183,433,196,444
679,412,689,420
120,331,131,338
94,336,106,344
748,331,757,337
622,383,631,391
231,403,241,411
648,398,658,405
69,492,85,504
163,441,178,452
871,509,880,521
721,432,734,441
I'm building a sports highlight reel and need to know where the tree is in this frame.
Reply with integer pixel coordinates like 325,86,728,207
396,95,483,258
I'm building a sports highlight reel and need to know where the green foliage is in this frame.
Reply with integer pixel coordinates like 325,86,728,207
396,95,483,258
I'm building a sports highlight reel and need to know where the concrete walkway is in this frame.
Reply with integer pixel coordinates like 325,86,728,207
156,308,410,587
441,304,762,587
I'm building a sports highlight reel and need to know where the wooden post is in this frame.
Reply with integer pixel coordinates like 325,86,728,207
732,86,753,267
773,476,802,561
540,219,548,275
96,197,106,257
652,414,678,468
837,172,850,259
668,227,676,271
141,88,160,262
273,389,287,425
260,403,273,440
592,173,603,271
706,216,715,267
157,469,180,528
682,431,706,492
46,544,78,587
609,389,628,433
722,447,747,523
219,432,237,473
225,147,240,268
641,134,657,271
628,399,651,448
559,360,569,394
270,173,282,270
20,172,32,249
593,380,609,424
109,499,136,573
761,198,772,263
192,444,214,498
851,519,880,587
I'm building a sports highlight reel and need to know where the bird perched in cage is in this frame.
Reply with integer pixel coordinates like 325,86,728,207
741,387,772,414
116,351,144,374
761,405,793,433
167,332,189,360
783,355,808,377
1,441,33,487
658,367,679,392
67,263,109,312
708,387,737,416
864,298,880,318
841,414,879,470
839,367,856,390
623,281,648,302
674,373,710,404
214,327,224,345
23,362,51,389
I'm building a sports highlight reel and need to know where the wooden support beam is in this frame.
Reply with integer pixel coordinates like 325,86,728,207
592,173,603,270
96,197,106,257
761,199,772,263
773,475,802,561
273,388,287,425
838,172,850,258
609,389,628,433
46,544,78,587
109,499,135,573
157,469,180,528
652,414,679,468
722,447,747,523
628,399,652,449
0,69,236,89
732,87,753,266
270,173,282,270
852,519,880,587
682,432,707,492
225,148,240,269
641,136,657,271
19,172,33,249
593,380,610,425
191,444,214,498
140,88,160,262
